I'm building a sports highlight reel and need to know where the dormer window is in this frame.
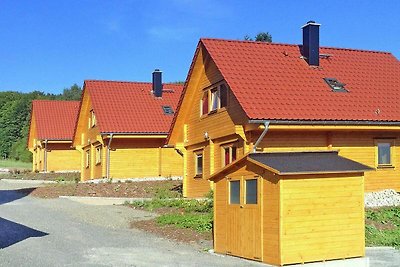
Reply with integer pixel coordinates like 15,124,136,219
200,82,229,117
324,78,348,92
90,110,96,128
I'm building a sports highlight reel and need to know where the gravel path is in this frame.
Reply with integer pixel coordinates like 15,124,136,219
1,180,400,267
0,180,265,267
365,189,400,208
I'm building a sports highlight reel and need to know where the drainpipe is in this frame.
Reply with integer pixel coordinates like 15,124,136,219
249,120,270,153
44,139,48,172
106,134,114,179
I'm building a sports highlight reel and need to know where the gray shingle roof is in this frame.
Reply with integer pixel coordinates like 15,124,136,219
249,151,374,175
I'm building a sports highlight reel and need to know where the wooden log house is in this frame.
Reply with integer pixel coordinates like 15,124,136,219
28,100,81,172
167,21,400,198
72,71,184,181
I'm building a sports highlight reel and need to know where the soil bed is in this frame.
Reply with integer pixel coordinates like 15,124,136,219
0,172,80,182
131,219,212,249
29,180,182,199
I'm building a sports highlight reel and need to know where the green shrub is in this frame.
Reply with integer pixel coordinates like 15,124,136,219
157,213,213,232
365,207,400,248
154,186,181,199
129,198,213,213
55,176,65,183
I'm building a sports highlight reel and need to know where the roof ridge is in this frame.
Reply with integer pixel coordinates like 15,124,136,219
85,80,152,84
200,37,392,55
85,80,183,86
32,99,80,103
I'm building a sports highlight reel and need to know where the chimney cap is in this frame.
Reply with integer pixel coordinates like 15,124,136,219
153,69,162,73
301,20,321,29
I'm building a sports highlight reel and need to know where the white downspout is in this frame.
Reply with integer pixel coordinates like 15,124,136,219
252,121,270,152
106,134,114,179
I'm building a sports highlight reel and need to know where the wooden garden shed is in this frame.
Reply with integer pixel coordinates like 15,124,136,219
209,151,373,266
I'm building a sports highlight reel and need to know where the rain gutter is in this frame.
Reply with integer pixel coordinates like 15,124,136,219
250,120,270,152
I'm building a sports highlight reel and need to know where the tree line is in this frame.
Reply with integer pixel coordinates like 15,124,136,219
0,84,82,162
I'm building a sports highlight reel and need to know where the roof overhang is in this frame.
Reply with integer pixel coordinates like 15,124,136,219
209,150,374,181
246,119,400,132
37,139,73,143
101,133,167,139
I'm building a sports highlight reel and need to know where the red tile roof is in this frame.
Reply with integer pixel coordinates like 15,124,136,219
32,100,80,140
201,38,400,122
84,80,183,134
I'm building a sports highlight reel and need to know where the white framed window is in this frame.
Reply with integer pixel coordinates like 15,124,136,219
85,150,90,168
90,110,96,128
195,151,203,177
210,88,219,112
222,144,237,166
95,146,102,165
200,83,229,117
375,138,395,168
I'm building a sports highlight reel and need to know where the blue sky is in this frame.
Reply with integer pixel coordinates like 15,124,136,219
0,0,399,93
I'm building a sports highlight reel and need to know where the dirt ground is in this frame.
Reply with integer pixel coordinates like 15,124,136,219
132,219,213,248
28,180,182,199
0,171,80,181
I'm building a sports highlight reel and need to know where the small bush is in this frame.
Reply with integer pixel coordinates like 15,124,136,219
129,198,213,213
157,213,213,232
55,176,65,183
154,186,180,199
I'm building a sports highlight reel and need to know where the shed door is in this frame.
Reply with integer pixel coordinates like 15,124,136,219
226,177,262,261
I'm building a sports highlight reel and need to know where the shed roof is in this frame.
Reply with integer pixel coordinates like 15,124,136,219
209,151,373,180
248,151,374,175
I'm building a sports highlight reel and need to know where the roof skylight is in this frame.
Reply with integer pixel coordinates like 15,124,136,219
323,78,348,92
162,106,174,115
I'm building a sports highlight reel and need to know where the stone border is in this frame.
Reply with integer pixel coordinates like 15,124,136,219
0,179,57,184
59,196,153,205
81,176,183,184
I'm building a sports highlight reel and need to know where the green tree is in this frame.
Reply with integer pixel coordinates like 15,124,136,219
0,97,31,158
243,32,273,43
59,84,82,100
255,32,272,42
0,83,82,162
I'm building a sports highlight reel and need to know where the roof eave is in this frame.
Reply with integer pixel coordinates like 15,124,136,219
248,119,400,126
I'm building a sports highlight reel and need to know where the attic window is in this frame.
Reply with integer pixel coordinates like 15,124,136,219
324,78,348,92
162,106,174,115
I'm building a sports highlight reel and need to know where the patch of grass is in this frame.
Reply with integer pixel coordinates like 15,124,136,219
153,185,182,199
130,198,213,213
0,159,31,169
128,189,213,233
157,213,213,232
365,207,400,248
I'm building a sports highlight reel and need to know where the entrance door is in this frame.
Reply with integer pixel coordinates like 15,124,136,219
226,176,262,261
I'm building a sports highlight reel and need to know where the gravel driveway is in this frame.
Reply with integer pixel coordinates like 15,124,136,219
1,180,399,267
0,181,264,267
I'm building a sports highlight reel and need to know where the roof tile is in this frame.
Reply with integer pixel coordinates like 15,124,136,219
32,100,80,140
84,81,183,133
201,38,400,122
